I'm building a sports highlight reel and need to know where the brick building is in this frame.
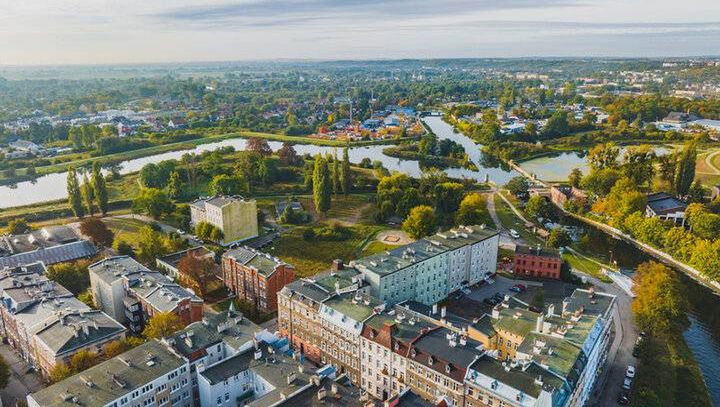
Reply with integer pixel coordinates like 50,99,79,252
222,246,294,313
512,245,562,279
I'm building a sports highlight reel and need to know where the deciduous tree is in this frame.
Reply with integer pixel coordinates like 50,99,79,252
402,205,437,239
79,217,115,247
143,312,184,339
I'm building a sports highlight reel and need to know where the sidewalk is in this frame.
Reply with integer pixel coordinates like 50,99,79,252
0,344,43,407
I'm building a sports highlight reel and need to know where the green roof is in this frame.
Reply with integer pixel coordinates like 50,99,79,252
364,313,432,342
323,294,381,323
494,307,540,337
471,314,497,338
314,269,362,292
517,333,582,378
469,356,566,398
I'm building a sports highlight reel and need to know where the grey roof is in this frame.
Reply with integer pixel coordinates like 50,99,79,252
190,195,254,210
156,246,215,271
0,240,96,269
34,310,126,356
29,340,185,407
283,375,363,407
0,226,79,256
166,310,259,359
0,261,47,276
646,192,687,215
88,256,151,285
410,328,485,373
223,247,288,277
515,245,560,259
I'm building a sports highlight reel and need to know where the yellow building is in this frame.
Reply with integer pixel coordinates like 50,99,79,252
190,195,258,245
467,304,543,360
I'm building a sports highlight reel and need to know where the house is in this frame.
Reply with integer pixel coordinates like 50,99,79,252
221,246,294,313
167,117,188,129
156,246,216,280
661,111,699,127
27,340,193,407
645,192,688,225
0,263,125,378
89,256,204,333
0,226,97,269
512,245,562,280
189,195,259,246
550,184,587,208
274,200,303,218
8,139,44,155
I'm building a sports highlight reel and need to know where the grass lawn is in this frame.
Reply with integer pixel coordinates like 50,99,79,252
631,334,711,407
360,240,402,257
103,217,151,249
267,224,383,278
561,251,612,282
696,147,720,186
493,194,544,246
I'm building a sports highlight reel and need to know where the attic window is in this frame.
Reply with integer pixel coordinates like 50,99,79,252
445,363,452,374
394,343,400,351
428,356,434,365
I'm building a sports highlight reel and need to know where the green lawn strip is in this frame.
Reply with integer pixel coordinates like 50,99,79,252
493,194,544,245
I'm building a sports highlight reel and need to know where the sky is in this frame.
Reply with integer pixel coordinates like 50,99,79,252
1,0,720,65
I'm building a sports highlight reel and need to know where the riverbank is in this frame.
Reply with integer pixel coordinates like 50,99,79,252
0,130,403,186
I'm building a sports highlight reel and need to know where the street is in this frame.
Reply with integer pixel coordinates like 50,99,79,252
0,344,43,407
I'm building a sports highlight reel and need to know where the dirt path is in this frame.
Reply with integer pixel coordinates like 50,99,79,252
702,149,720,175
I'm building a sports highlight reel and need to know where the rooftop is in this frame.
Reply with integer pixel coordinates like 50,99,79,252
166,309,260,359
34,310,126,356
223,246,289,277
190,194,254,210
320,292,383,329
514,245,561,259
0,240,96,269
467,356,567,400
156,246,214,271
646,192,687,215
493,307,541,338
409,327,485,382
29,340,185,407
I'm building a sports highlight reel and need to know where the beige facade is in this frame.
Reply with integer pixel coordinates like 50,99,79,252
190,195,259,245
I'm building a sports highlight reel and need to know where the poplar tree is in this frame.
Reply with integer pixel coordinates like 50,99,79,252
81,172,95,215
312,155,331,215
674,143,697,198
92,161,109,215
66,167,85,218
340,147,351,196
331,149,339,195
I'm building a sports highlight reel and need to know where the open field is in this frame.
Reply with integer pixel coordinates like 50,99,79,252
696,147,720,186
493,193,544,246
103,217,150,249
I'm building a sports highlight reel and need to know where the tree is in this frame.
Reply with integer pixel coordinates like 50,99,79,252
166,171,182,200
568,168,583,188
195,221,223,242
132,188,174,219
113,239,135,257
631,261,688,335
92,161,108,215
79,217,115,247
312,155,331,215
68,349,97,372
547,228,571,248
143,312,184,339
102,337,144,359
622,145,656,187
525,195,552,220
246,137,272,156
47,261,90,295
81,172,95,215
277,142,299,166
137,226,169,264
67,167,85,218
455,193,489,226
208,174,248,196
0,354,9,389
258,158,278,186
587,143,619,171
685,203,720,241
177,253,216,297
581,168,622,196
340,147,351,196
49,363,73,383
402,205,437,239
687,181,706,204
674,143,697,197
505,176,530,198
331,150,340,195
433,182,464,216
6,218,29,235
541,110,569,138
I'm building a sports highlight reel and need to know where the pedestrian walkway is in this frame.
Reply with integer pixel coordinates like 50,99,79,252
0,345,43,407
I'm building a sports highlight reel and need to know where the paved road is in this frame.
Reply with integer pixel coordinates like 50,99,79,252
0,344,43,407
580,273,638,407
485,191,522,249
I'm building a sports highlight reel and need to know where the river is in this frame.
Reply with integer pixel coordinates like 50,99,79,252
562,216,720,405
0,116,516,209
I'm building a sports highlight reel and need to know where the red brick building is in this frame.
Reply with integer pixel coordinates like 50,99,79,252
222,246,294,312
512,245,562,279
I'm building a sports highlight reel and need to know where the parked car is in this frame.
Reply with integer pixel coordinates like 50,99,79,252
509,286,521,293
622,377,632,390
625,366,636,378
617,392,630,405
515,284,526,291
484,298,498,306
509,229,520,239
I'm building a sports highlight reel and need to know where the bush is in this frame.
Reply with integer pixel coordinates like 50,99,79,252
302,223,352,242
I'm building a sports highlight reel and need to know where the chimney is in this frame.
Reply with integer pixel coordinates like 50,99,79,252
331,259,344,271
547,304,555,316
441,306,447,318
562,299,570,315
491,306,500,319
536,314,545,333
331,383,338,395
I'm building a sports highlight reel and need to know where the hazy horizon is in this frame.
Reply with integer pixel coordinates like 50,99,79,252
1,0,720,66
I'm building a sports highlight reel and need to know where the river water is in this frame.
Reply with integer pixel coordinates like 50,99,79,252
562,216,720,405
0,116,516,209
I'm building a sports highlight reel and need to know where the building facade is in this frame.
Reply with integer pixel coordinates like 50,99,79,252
222,247,294,313
189,195,259,245
512,246,562,280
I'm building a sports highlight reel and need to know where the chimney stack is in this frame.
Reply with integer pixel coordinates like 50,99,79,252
332,259,344,272
536,313,545,333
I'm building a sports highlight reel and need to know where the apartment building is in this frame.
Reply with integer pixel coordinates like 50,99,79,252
190,195,258,245
351,226,499,305
278,266,369,365
222,246,294,313
27,340,193,407
0,263,126,378
89,256,204,333
359,310,434,401
512,246,562,280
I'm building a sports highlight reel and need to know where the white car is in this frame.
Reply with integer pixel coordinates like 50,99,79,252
509,229,520,239
625,366,636,379
622,377,632,390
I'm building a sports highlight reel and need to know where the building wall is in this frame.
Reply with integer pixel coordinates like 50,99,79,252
198,364,275,407
32,329,126,379
218,200,259,244
512,254,561,279
360,338,408,401
469,235,499,286
223,258,294,313
278,292,323,365
90,273,126,323
406,360,464,407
